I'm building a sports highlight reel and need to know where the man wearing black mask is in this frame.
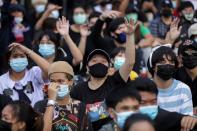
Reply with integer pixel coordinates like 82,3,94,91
147,45,193,116
70,17,136,130
175,39,197,115
149,0,173,43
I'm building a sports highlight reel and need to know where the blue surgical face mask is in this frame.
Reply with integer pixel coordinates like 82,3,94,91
73,14,87,24
38,44,55,58
57,84,70,99
139,105,158,120
14,17,23,24
9,58,28,72
114,57,125,70
50,10,59,19
116,111,136,129
115,32,127,44
35,4,45,13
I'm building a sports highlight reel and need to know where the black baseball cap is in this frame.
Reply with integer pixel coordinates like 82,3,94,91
87,49,111,64
161,0,172,8
180,39,197,55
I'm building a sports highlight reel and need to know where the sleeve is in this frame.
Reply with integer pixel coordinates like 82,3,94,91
30,66,45,84
140,24,151,37
180,84,193,116
149,19,159,37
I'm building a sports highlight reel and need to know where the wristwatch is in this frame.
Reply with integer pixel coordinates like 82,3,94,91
47,100,57,107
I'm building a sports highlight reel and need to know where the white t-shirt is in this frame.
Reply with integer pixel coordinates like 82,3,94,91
0,66,45,106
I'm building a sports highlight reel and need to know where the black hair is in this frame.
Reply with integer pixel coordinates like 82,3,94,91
107,17,125,35
128,77,158,96
88,12,101,21
42,18,58,31
178,1,194,12
123,113,155,131
105,87,141,109
147,46,178,76
73,4,86,13
110,47,126,59
0,95,12,115
7,101,43,131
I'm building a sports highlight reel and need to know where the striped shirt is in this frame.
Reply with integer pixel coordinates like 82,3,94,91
157,79,193,116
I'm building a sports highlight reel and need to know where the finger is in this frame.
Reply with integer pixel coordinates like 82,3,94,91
178,26,182,32
124,17,129,25
56,21,60,30
190,118,197,130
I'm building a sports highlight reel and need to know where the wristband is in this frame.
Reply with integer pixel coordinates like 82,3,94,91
47,99,57,107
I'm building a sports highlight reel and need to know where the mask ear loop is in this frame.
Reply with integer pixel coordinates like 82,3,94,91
149,44,172,67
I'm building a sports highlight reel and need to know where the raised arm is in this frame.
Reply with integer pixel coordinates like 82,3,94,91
56,16,83,66
35,4,62,30
118,0,130,15
119,18,137,82
9,43,50,79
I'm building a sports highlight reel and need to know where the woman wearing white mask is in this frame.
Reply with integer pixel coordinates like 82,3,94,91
0,42,50,106
41,61,90,131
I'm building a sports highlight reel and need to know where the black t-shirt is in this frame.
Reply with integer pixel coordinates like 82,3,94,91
155,108,183,131
70,71,127,130
174,67,197,107
34,99,91,131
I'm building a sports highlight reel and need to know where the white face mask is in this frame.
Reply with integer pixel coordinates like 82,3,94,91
14,17,23,24
146,12,154,22
183,12,194,21
35,4,45,13
49,10,59,19
194,37,197,42
172,1,177,8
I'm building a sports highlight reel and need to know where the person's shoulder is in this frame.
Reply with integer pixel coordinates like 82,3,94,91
174,79,190,88
73,81,88,88
0,71,9,80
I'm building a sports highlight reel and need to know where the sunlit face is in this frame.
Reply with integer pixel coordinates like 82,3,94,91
139,91,157,106
114,23,127,34
73,7,86,15
115,98,139,113
9,48,27,61
88,54,109,67
50,72,72,86
182,7,194,15
128,121,155,131
39,35,55,46
1,105,25,131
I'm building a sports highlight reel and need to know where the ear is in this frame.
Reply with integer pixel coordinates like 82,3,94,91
17,121,26,130
108,108,116,119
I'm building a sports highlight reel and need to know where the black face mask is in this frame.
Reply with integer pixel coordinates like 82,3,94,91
161,8,172,18
114,32,126,44
156,64,176,81
0,120,12,131
89,63,108,78
183,55,197,69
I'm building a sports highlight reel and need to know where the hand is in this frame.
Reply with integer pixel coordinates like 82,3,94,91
181,116,197,131
56,16,70,37
169,18,182,41
9,43,30,54
47,3,62,12
48,83,59,100
124,18,138,35
100,10,121,21
80,24,90,37
194,107,197,115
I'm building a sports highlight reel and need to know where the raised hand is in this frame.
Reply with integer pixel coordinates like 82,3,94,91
169,18,182,41
100,10,122,21
48,83,59,100
80,24,90,37
47,3,62,12
9,42,30,53
124,18,138,35
56,16,70,36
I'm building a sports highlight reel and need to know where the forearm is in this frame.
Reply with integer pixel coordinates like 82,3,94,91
63,35,83,65
125,34,135,66
28,49,50,76
119,0,130,15
78,36,87,56
35,10,51,30
43,106,54,131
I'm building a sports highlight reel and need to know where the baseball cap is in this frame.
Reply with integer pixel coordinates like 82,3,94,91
188,23,197,38
87,49,110,64
180,39,197,55
48,61,74,77
161,0,172,8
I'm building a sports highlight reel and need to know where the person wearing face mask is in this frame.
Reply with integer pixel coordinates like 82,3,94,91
175,39,197,115
0,42,50,106
132,77,197,131
179,1,197,39
70,16,136,130
147,45,193,115
99,87,141,131
149,1,174,43
34,61,90,131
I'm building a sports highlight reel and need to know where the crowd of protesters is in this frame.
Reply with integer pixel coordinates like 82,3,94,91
0,0,197,131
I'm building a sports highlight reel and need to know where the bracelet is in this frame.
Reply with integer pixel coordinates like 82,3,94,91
47,99,57,107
